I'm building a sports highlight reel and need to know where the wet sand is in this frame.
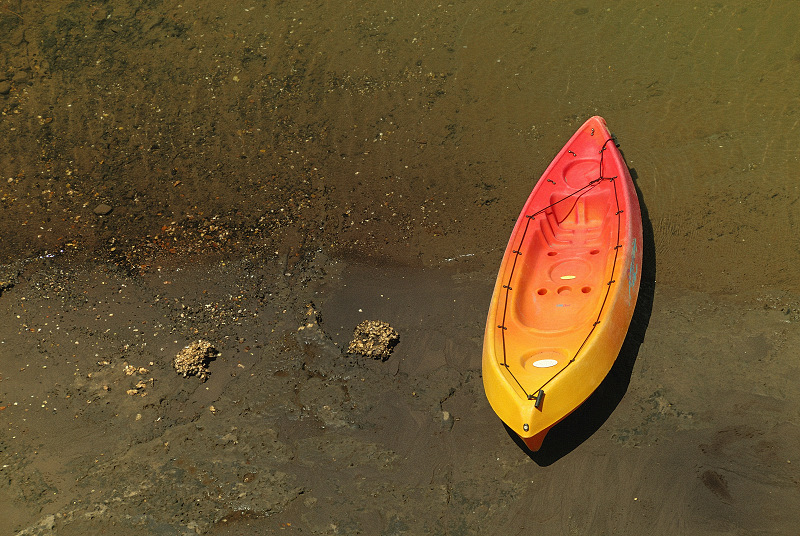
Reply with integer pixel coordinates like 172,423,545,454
2,1,800,534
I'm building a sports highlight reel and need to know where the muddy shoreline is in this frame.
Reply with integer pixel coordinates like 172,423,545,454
3,250,800,534
3,0,800,534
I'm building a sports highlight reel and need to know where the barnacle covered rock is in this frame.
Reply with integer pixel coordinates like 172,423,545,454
174,339,218,381
348,320,399,360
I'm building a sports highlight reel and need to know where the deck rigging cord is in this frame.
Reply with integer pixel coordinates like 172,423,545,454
497,137,624,404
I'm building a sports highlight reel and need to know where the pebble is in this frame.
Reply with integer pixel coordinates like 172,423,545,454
9,29,24,46
91,8,108,21
0,81,10,95
12,70,29,84
93,204,113,215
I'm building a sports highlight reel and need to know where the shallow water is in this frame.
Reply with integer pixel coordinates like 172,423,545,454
2,1,799,297
2,0,800,533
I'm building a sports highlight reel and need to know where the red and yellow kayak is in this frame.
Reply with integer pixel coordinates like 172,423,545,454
482,116,642,451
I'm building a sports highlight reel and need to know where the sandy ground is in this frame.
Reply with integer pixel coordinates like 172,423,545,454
2,0,800,534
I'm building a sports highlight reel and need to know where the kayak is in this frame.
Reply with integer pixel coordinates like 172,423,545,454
482,116,642,451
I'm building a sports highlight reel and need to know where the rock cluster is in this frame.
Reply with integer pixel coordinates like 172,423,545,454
348,320,399,360
0,262,21,295
174,340,218,381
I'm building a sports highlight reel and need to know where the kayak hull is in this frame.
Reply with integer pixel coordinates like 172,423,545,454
482,116,642,451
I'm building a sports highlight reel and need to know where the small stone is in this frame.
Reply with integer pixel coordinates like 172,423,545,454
9,29,24,46
11,70,28,84
90,7,108,21
441,410,454,431
93,203,113,215
0,81,10,95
